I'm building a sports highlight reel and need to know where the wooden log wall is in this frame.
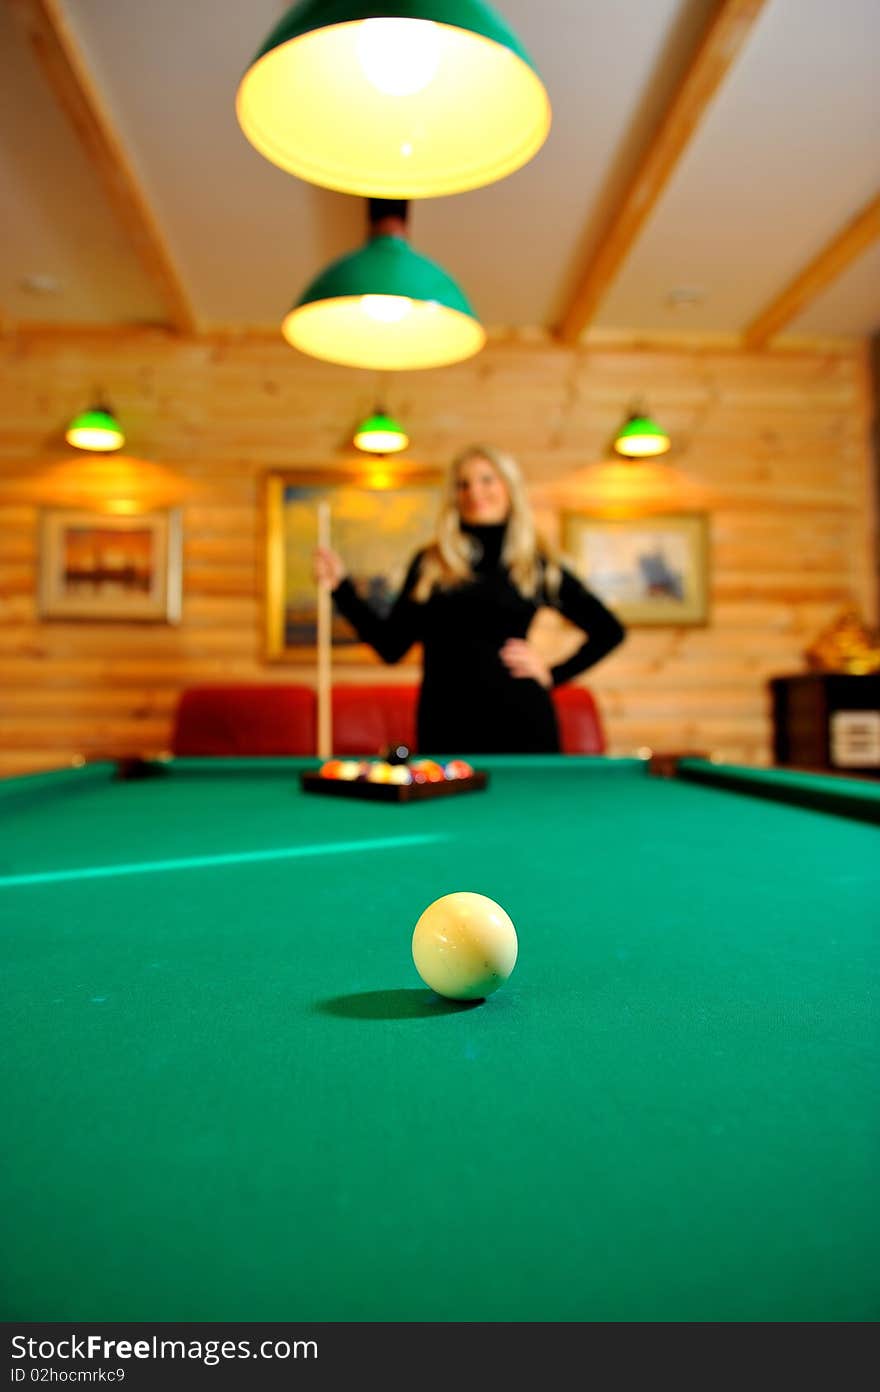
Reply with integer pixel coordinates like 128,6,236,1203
0,330,875,776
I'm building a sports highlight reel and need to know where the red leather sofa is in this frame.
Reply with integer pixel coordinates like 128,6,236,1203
552,685,607,755
171,683,605,757
331,684,418,755
171,684,316,756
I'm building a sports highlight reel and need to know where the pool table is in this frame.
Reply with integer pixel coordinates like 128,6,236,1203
2,755,878,1322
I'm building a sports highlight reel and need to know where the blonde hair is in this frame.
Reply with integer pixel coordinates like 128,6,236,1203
413,445,561,603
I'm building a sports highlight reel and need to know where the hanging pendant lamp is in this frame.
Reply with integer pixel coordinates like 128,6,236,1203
65,403,125,452
354,408,409,453
283,200,485,369
613,411,670,459
236,1,551,198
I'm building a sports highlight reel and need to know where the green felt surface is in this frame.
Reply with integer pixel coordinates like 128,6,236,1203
2,758,878,1321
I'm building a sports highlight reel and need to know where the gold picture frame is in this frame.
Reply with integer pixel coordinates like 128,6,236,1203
561,511,709,626
264,467,444,662
38,507,182,623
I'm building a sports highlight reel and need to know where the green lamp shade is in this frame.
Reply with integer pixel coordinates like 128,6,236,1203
283,234,485,370
613,414,671,459
65,407,125,452
354,411,409,453
236,1,551,198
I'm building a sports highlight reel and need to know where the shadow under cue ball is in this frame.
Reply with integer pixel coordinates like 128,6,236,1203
411,892,518,1001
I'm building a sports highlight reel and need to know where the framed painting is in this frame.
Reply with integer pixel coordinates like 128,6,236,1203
265,467,444,662
37,507,182,623
561,512,709,626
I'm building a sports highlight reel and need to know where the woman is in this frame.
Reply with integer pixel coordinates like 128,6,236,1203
313,445,625,754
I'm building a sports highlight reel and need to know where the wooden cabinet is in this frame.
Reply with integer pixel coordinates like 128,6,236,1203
770,674,880,774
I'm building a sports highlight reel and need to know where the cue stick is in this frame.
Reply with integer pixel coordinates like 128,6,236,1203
316,501,332,760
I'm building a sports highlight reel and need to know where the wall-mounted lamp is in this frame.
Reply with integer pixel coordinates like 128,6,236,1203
353,409,409,454
236,0,551,199
283,199,484,370
613,410,670,459
65,403,125,452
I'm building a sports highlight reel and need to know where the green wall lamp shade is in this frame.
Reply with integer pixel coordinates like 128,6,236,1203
65,406,125,452
353,410,409,453
236,1,551,198
283,233,485,369
613,414,671,459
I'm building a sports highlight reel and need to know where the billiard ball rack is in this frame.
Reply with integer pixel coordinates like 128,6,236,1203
300,770,489,802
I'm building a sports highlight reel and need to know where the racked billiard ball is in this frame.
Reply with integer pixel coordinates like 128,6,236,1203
384,744,411,766
410,758,445,783
411,892,518,1001
366,760,394,783
444,759,474,780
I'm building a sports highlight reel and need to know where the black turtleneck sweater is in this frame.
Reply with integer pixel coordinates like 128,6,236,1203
331,523,625,754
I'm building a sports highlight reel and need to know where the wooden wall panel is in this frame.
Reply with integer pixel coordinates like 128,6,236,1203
0,333,875,776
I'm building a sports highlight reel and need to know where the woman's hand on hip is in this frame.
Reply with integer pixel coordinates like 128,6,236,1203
499,638,552,688
313,546,347,589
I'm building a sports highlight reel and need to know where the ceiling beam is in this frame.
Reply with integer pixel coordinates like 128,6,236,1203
555,0,768,345
743,193,880,348
9,0,197,333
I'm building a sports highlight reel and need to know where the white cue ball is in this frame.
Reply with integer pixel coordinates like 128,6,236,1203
411,892,518,1001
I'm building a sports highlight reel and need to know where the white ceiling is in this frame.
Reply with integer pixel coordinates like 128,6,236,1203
2,0,878,341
